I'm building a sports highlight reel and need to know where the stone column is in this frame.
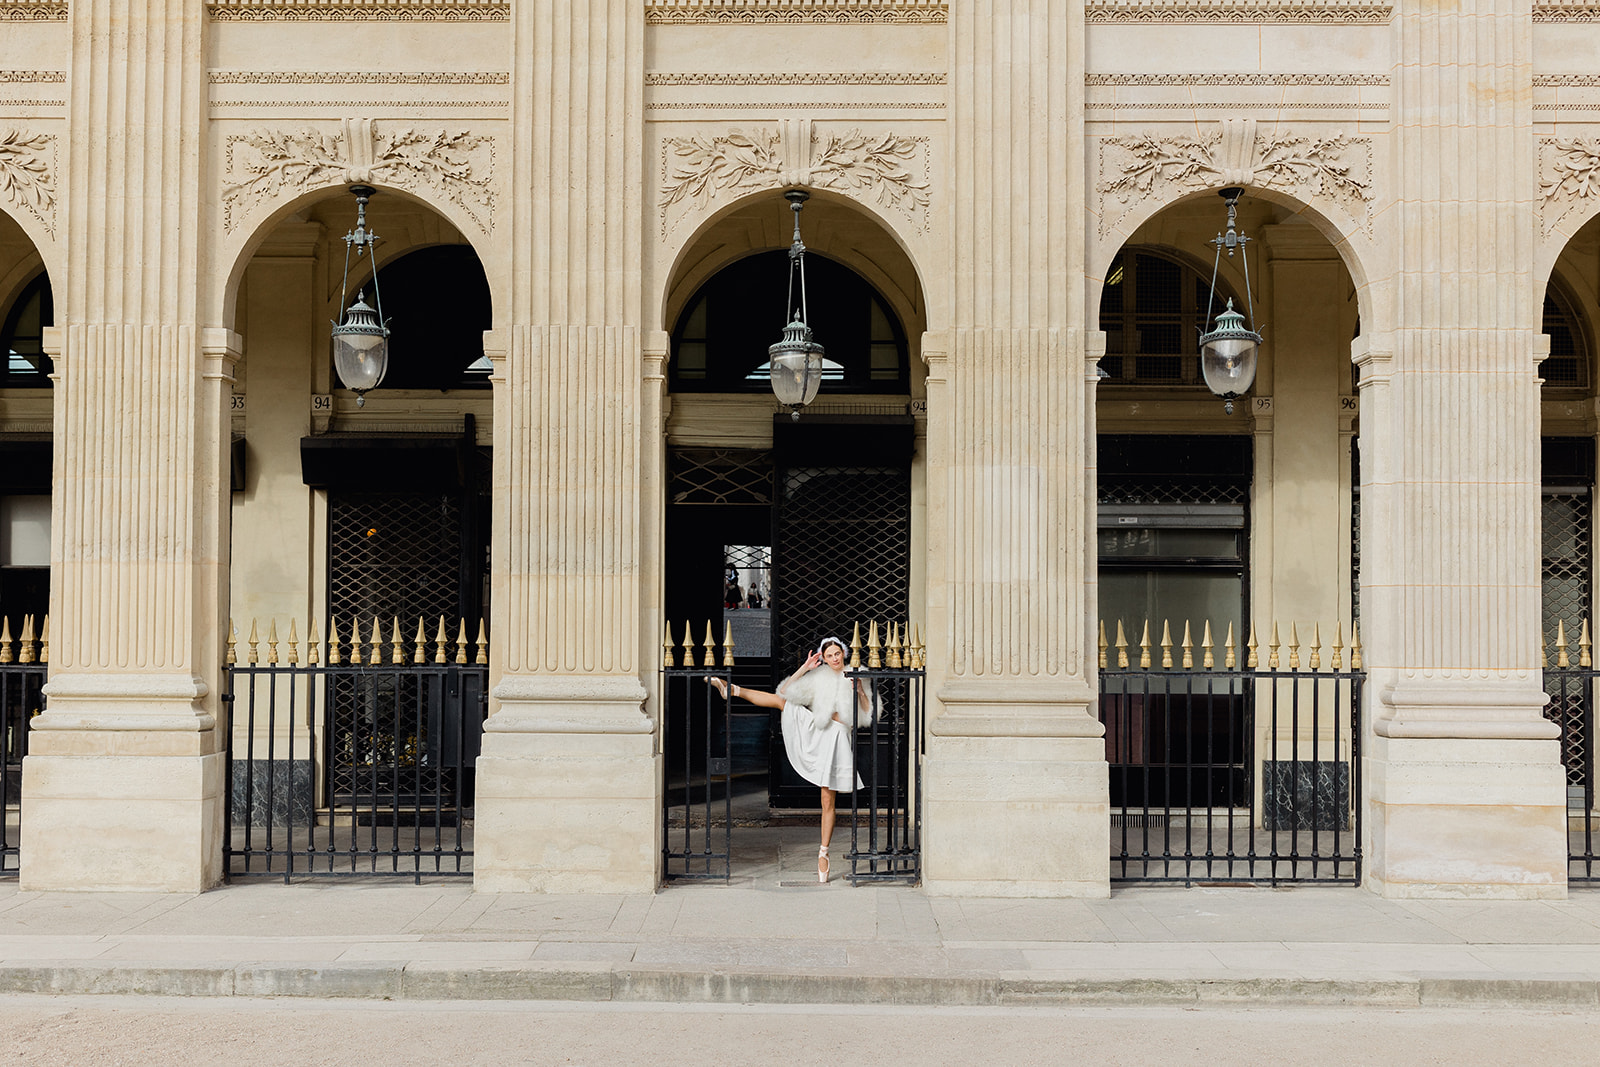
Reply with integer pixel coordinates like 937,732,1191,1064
1357,0,1566,897
472,0,657,892
922,0,1108,896
21,0,232,892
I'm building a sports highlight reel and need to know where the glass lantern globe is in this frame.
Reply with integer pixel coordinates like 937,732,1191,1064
331,290,389,403
1198,298,1260,405
768,316,824,414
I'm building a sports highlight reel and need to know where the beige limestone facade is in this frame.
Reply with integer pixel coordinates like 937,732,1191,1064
0,0,1595,898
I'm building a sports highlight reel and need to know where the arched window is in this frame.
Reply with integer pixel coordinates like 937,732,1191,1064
349,245,492,393
1,273,53,388
670,250,910,394
1098,248,1237,387
1542,281,1590,392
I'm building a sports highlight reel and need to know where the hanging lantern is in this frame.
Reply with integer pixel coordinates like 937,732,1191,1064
767,190,824,420
330,184,390,407
1198,187,1263,414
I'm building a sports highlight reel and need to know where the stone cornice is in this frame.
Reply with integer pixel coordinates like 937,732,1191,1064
1086,72,1388,86
209,70,510,85
0,2,67,19
1534,3,1600,20
1085,0,1391,22
206,0,508,21
645,0,947,23
647,71,946,86
0,70,66,83
1536,73,1600,86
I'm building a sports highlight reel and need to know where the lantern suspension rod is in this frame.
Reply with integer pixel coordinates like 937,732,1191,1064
340,184,383,323
1206,186,1255,331
785,189,811,327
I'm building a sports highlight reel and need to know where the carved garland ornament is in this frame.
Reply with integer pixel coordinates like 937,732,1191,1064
1097,120,1373,236
645,0,947,23
1539,138,1600,235
661,124,930,234
222,119,495,234
1084,0,1390,21
0,128,56,235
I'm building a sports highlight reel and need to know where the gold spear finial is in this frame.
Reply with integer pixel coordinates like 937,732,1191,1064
1115,620,1129,668
17,615,33,664
702,620,717,669
1139,619,1152,669
868,620,882,669
1160,619,1173,669
1556,618,1570,668
1269,622,1281,670
1331,621,1343,671
266,619,280,665
223,618,235,667
1309,623,1322,671
1201,620,1214,669
475,620,488,664
390,617,405,665
36,615,46,664
247,618,259,665
1246,623,1259,670
328,617,342,666
912,623,924,669
414,617,428,664
1582,619,1592,669
370,616,384,666
456,619,469,665
891,623,907,669
1224,621,1236,669
663,622,677,668
722,620,736,668
1350,622,1362,670
1098,620,1108,670
435,617,449,664
850,622,863,669
1287,622,1300,671
287,619,300,666
1180,621,1193,669
307,616,321,666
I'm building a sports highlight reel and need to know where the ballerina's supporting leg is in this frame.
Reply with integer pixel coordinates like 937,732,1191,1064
705,676,784,710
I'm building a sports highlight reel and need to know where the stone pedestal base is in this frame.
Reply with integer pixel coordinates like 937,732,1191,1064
922,734,1110,897
20,674,224,893
1365,734,1568,899
21,748,225,893
473,677,660,893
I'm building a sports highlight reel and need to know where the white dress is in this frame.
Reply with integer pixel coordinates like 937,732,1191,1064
777,667,870,793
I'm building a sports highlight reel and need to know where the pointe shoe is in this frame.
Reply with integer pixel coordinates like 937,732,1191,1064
705,676,734,700
818,845,830,884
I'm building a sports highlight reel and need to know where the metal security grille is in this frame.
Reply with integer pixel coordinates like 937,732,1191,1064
327,493,471,820
1099,479,1249,507
772,465,911,673
1,638,45,877
669,449,775,506
1543,490,1592,792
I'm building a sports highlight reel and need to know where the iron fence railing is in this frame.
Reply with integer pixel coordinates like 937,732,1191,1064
1,616,47,876
223,617,486,883
1099,620,1362,886
1539,624,1597,883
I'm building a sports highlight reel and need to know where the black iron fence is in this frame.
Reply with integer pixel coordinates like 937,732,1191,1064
1541,622,1597,883
662,622,924,885
1099,620,1362,885
223,617,486,882
1,616,47,876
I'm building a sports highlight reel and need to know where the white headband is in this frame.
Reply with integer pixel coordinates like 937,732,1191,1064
817,637,847,655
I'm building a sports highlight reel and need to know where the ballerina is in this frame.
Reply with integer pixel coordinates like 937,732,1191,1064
709,636,872,883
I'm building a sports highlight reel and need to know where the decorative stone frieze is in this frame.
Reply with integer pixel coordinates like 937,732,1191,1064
660,122,930,234
1086,72,1388,86
1096,120,1374,236
1084,0,1390,21
222,118,496,234
647,71,946,86
645,0,947,23
1533,3,1600,19
0,70,67,83
0,128,56,236
0,2,68,19
209,71,510,85
1539,137,1600,236
206,0,508,19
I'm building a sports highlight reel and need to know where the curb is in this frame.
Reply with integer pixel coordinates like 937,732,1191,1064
0,963,1597,1009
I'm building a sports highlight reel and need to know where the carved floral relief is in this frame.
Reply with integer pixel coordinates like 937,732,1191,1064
661,123,930,235
222,118,495,234
1097,119,1373,236
1539,137,1600,236
0,128,56,236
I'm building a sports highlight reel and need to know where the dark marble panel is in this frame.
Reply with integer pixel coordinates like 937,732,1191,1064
1262,760,1350,831
230,759,314,828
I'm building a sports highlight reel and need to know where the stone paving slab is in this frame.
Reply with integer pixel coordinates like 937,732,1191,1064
0,880,1596,1007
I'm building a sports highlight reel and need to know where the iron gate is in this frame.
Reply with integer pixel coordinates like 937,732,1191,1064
224,618,485,881
663,623,924,884
1,617,46,876
1100,620,1363,885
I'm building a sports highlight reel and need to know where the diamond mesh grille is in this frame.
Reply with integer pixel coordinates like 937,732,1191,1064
772,464,911,673
1098,479,1249,506
1542,491,1592,788
669,449,774,506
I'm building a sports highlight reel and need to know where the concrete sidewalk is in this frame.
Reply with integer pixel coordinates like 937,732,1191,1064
2,865,1599,1008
